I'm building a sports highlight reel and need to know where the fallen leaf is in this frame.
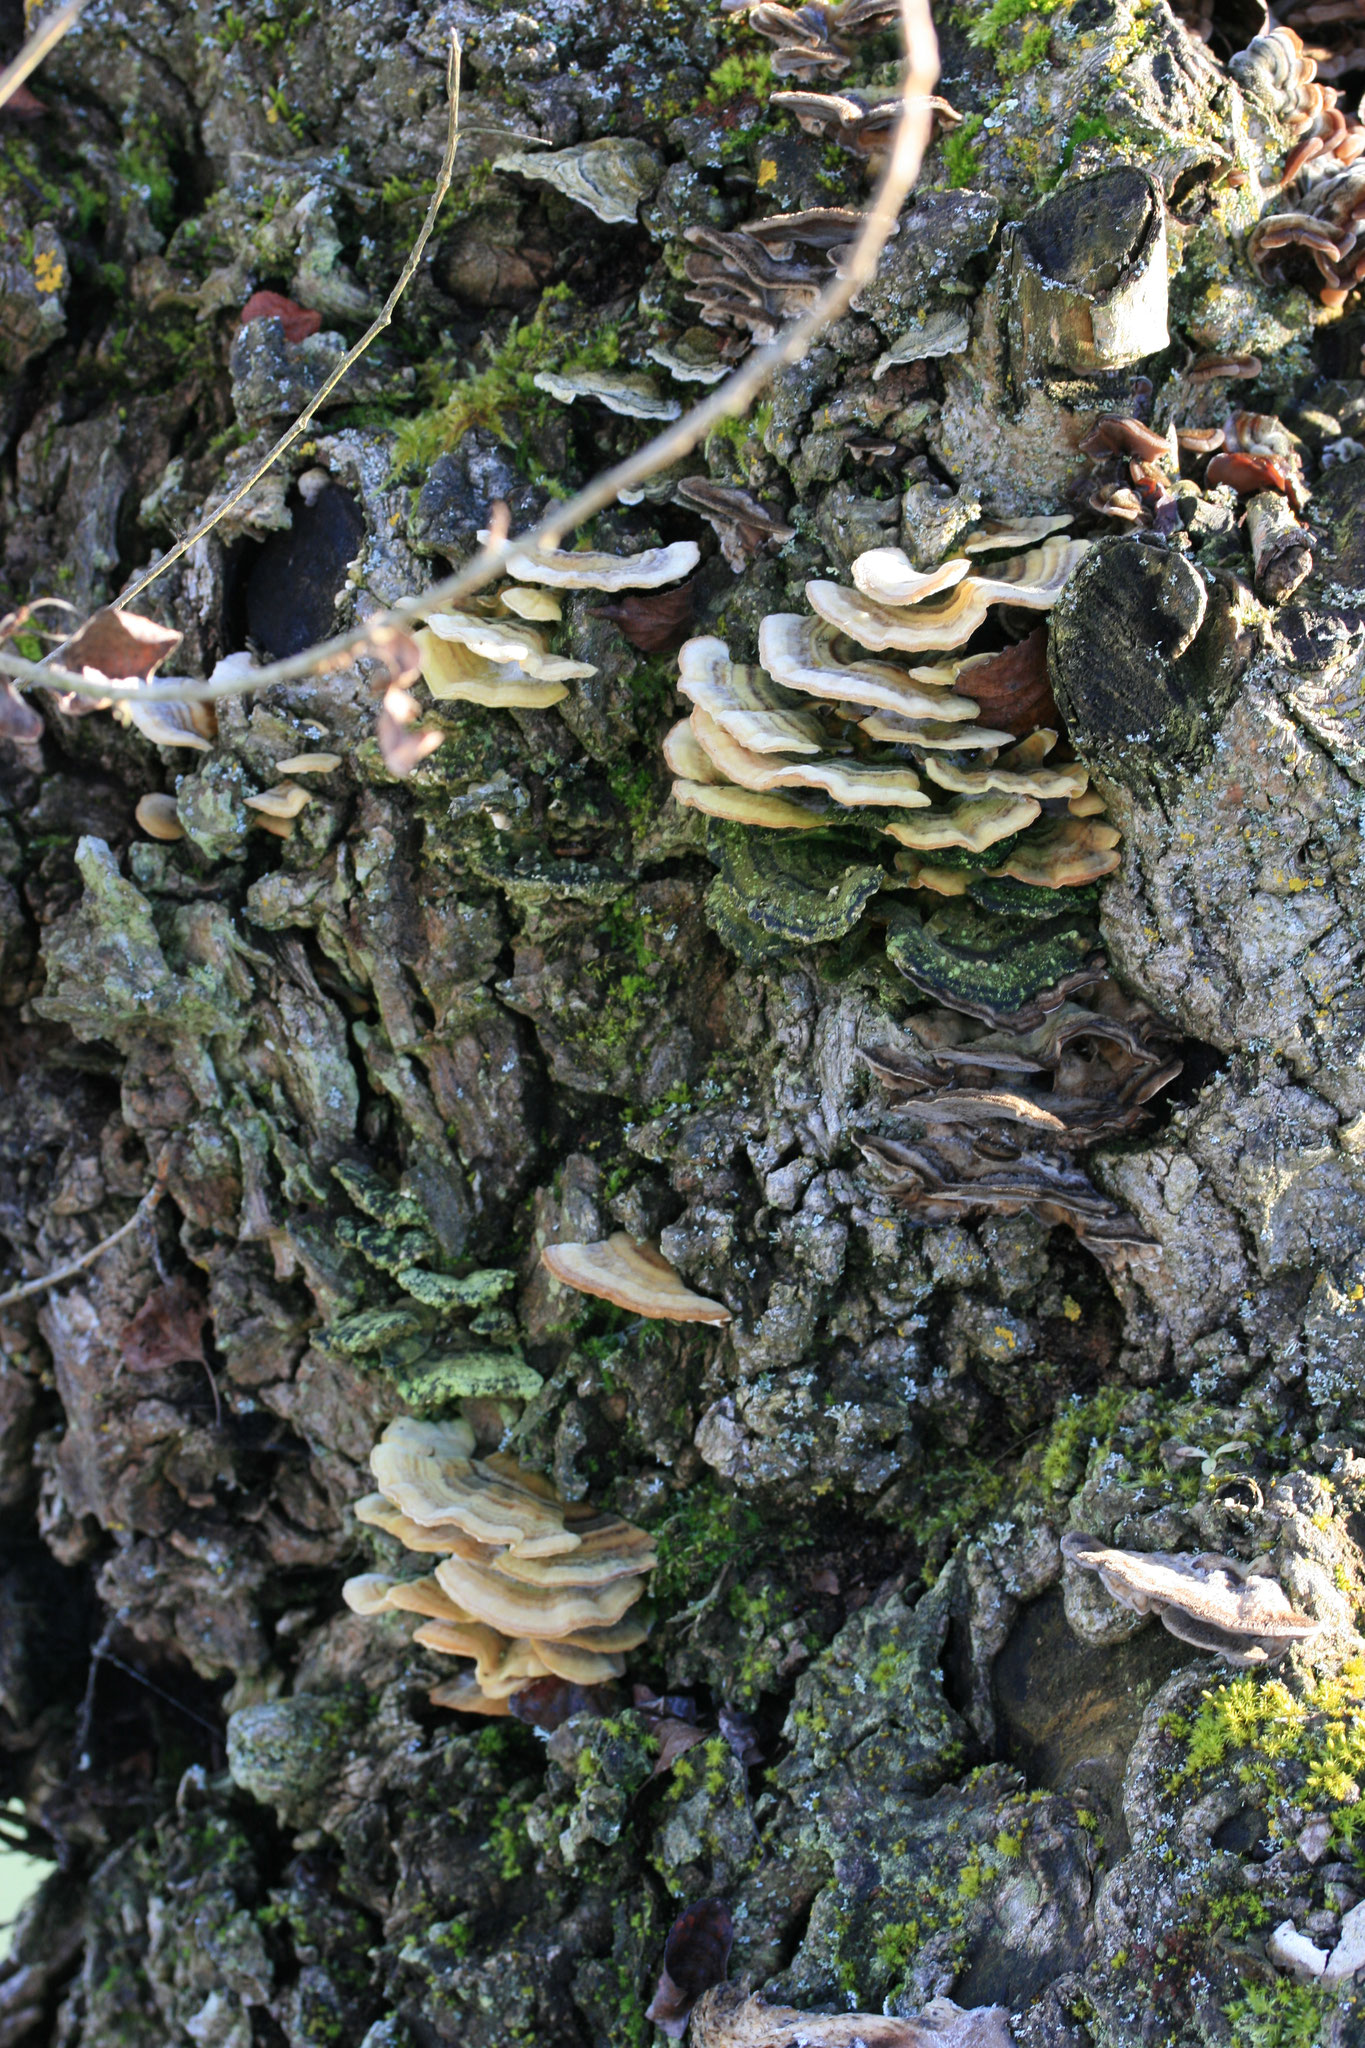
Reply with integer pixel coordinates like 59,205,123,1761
719,1705,762,1769
238,290,323,343
0,85,46,119
652,1717,709,1775
0,682,43,743
63,607,183,687
507,1677,622,1732
646,1899,735,2041
121,1275,209,1373
591,578,697,652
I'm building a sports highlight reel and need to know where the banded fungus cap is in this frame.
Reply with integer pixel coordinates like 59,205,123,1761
368,1417,585,1557
541,1232,732,1323
245,782,312,819
1060,1530,1319,1664
135,792,185,841
480,533,701,590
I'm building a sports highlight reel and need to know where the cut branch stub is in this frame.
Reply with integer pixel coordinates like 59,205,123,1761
1006,168,1169,385
1048,536,1256,794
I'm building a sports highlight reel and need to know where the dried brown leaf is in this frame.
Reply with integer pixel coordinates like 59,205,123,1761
591,578,698,651
63,607,183,686
646,1900,735,2040
120,1275,209,1373
238,290,323,343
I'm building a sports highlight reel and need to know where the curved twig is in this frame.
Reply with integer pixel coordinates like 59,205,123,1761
0,0,88,112
2,0,937,709
0,1176,164,1310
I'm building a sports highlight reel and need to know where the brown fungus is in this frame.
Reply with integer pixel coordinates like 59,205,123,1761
689,1988,1017,2048
540,1232,732,1322
1060,1531,1320,1664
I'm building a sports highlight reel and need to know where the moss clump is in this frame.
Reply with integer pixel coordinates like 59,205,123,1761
962,0,1065,75
1166,1660,1365,1856
1224,1981,1339,2048
1037,1385,1129,1494
650,1478,766,1611
940,115,986,187
393,284,634,474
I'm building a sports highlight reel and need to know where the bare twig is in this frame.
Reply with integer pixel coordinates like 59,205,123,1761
106,32,463,614
3,0,937,710
0,0,87,112
0,1177,164,1310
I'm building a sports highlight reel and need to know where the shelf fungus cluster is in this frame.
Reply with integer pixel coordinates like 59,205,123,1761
663,524,1186,1253
59,606,333,846
666,521,1113,918
1236,27,1365,305
683,208,881,353
721,0,901,81
343,1418,656,1714
858,984,1182,1258
416,539,700,711
1074,410,1314,600
1061,1531,1319,1665
314,1161,541,1406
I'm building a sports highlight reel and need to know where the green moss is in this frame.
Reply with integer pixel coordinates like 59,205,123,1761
962,0,1065,74
1037,1385,1128,1494
1224,1982,1339,2048
650,1478,766,1610
1165,1660,1365,1855
485,1792,532,1882
707,49,773,98
940,114,986,187
117,125,178,234
393,283,636,475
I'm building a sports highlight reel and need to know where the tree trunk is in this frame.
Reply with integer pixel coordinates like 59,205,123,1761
2,0,1365,2043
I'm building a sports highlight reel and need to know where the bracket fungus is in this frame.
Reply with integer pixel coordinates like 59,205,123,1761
344,1418,656,1711
491,137,663,224
495,537,701,590
669,532,1108,912
1060,1531,1320,1664
688,1988,1016,2047
532,367,682,420
657,526,1182,1257
318,1165,539,1405
860,987,1180,1249
540,1233,732,1323
134,792,185,841
414,539,698,713
682,211,883,354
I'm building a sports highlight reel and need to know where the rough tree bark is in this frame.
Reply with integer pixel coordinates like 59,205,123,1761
1,0,1364,2043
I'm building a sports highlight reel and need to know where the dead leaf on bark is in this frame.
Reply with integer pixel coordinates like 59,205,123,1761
646,1899,735,2040
506,1677,622,1731
63,608,183,688
591,579,697,651
121,1275,210,1373
238,290,323,343
0,682,43,742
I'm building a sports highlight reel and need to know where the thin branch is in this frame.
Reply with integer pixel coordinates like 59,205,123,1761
4,0,937,711
0,0,88,112
106,32,463,614
0,1179,164,1310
